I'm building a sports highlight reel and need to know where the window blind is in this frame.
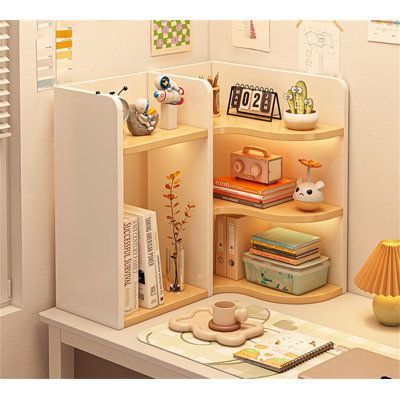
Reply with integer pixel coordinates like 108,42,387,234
0,20,10,138
0,20,10,306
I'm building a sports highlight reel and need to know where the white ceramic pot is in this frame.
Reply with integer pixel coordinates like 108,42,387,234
283,110,319,131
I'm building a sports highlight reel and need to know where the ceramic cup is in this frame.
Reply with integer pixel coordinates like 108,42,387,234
212,301,248,327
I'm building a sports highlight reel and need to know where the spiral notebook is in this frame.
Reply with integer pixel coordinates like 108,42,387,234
234,331,334,373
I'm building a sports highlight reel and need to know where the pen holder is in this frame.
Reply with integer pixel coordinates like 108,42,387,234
213,86,220,117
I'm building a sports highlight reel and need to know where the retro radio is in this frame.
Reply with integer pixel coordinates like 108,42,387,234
230,146,282,184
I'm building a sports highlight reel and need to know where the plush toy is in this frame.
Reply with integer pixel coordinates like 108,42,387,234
293,159,325,211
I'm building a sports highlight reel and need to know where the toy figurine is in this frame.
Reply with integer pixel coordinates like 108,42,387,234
282,80,319,130
127,98,159,137
154,74,184,105
293,158,325,211
154,74,184,130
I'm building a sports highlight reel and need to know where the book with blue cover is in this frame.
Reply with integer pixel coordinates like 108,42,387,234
251,227,320,250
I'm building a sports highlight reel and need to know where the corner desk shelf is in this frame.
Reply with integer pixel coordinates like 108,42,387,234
213,275,342,304
54,61,348,330
214,114,344,141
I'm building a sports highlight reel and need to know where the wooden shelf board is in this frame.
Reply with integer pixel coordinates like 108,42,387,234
213,198,343,223
214,275,342,304
213,114,343,141
124,283,208,327
124,124,207,155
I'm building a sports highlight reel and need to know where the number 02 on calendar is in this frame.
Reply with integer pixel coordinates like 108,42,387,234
227,84,281,122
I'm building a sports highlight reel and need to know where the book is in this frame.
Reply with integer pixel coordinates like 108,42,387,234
233,331,334,373
151,213,165,305
213,176,295,196
213,192,293,209
251,239,320,256
123,215,135,315
252,227,321,250
130,214,139,312
225,216,268,280
251,243,319,259
213,185,295,201
213,188,295,205
249,247,320,265
215,215,227,277
124,205,158,309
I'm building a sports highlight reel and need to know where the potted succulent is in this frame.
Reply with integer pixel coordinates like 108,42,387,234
283,81,318,130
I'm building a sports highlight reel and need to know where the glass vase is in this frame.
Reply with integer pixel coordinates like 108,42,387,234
166,246,184,292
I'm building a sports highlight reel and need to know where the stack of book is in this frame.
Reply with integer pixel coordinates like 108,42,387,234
213,176,295,209
250,227,321,266
123,204,165,316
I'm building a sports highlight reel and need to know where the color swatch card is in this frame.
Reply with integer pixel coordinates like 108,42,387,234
56,21,73,84
36,36,55,92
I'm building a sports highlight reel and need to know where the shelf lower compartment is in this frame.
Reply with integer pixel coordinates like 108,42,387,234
213,275,342,304
124,283,208,328
213,198,343,223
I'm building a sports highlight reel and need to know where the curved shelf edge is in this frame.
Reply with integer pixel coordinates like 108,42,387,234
213,115,344,141
213,276,342,304
213,198,343,223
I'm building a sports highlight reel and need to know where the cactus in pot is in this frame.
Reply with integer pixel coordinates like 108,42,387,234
282,80,318,130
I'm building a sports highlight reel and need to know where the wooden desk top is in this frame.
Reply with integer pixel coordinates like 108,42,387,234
40,293,399,379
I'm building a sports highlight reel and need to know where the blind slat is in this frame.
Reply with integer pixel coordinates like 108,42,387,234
0,56,9,63
0,122,10,130
0,89,9,96
0,100,9,108
0,78,9,85
0,111,10,119
0,22,9,28
0,33,9,40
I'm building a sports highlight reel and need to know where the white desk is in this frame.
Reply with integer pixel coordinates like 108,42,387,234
39,293,400,379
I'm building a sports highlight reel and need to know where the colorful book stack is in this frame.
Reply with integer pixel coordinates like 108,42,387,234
123,204,165,314
250,227,321,266
213,176,295,209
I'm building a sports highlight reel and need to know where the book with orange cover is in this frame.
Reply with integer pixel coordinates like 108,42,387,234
213,188,294,204
249,247,320,265
213,176,295,196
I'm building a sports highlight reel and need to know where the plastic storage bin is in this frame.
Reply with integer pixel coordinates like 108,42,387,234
242,252,330,295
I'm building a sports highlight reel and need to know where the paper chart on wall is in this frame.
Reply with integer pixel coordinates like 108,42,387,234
36,21,55,91
368,20,400,45
232,20,270,52
56,21,73,84
298,21,340,77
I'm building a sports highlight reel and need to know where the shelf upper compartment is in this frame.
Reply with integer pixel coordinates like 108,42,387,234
124,124,208,155
213,198,343,223
213,114,343,141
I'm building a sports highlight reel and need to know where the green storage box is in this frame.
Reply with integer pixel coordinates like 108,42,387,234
242,252,330,295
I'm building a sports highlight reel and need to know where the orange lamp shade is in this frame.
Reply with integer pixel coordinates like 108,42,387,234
354,240,400,296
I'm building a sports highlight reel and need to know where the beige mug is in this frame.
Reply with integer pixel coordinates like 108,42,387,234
212,301,248,327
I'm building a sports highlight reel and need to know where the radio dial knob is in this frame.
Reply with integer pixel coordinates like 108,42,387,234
250,163,262,177
233,160,244,173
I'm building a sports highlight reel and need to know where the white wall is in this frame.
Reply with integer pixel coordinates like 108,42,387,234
209,20,400,296
0,20,209,378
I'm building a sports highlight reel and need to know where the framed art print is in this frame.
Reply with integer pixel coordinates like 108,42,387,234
151,20,192,56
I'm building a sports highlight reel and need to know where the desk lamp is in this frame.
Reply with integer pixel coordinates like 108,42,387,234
354,240,400,326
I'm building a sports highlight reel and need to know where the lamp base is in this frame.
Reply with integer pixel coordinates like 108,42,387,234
372,295,400,326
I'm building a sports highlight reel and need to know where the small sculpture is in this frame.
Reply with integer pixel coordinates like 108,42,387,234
154,74,184,105
293,158,325,211
126,98,158,137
